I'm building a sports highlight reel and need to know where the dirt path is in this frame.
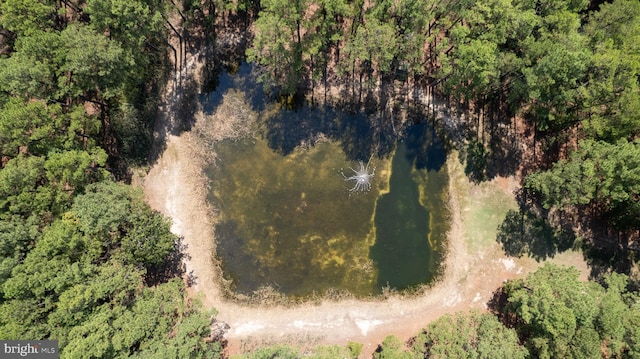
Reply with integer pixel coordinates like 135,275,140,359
142,53,589,357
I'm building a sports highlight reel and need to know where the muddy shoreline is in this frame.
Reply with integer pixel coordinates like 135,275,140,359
142,51,589,357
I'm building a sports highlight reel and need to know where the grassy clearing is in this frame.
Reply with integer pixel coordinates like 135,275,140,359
447,152,518,255
463,183,517,254
448,151,589,279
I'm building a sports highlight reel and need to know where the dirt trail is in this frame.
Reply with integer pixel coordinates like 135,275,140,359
142,52,589,357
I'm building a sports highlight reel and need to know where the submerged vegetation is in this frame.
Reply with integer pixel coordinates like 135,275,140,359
0,0,639,357
208,113,448,298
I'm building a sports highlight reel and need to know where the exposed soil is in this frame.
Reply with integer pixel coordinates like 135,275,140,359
142,51,589,358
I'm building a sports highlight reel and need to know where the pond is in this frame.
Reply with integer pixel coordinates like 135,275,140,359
202,66,449,299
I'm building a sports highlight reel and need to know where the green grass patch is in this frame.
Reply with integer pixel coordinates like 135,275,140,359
448,153,517,254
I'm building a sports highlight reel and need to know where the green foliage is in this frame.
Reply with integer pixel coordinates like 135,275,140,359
72,181,177,268
0,0,222,357
346,17,398,74
306,345,354,359
413,311,526,359
373,335,412,359
0,148,107,225
501,264,640,358
62,308,118,358
111,102,151,161
582,0,640,141
45,149,109,202
86,0,164,47
57,23,127,99
520,30,590,130
0,155,50,216
0,214,41,296
57,278,221,359
120,203,176,267
625,305,640,359
0,187,215,356
85,0,166,91
238,342,361,359
0,298,53,339
0,0,56,35
246,0,308,94
346,341,363,358
0,0,168,164
0,99,100,158
2,0,640,357
242,345,300,359
72,181,134,238
0,30,60,99
0,99,56,157
526,139,640,228
304,0,350,81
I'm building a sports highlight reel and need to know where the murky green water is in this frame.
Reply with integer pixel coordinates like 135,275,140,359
208,123,448,298
370,142,446,291
202,65,448,298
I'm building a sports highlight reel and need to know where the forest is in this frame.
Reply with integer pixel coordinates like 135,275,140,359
0,0,639,358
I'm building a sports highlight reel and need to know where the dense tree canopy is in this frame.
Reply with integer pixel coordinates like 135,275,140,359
0,0,223,357
526,139,640,229
412,311,527,359
0,181,222,357
501,264,640,358
1,0,640,357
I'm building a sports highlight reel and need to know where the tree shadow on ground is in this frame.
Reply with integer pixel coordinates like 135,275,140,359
573,207,639,281
147,69,202,164
498,192,640,283
460,138,488,182
497,206,575,262
580,241,633,281
458,130,522,184
455,105,521,184
145,236,191,287
485,120,522,179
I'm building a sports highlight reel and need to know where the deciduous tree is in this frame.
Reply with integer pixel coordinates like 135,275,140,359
413,311,527,359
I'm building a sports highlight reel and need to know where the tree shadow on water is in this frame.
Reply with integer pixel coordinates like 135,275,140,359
262,105,393,162
404,122,446,172
200,62,268,115
497,207,575,262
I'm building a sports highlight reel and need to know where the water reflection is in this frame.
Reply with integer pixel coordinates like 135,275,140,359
201,64,449,298
208,130,448,298
370,142,446,291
